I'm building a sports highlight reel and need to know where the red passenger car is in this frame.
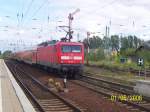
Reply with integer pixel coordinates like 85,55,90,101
13,40,84,78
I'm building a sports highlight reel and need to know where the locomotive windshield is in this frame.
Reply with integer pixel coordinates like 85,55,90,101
62,45,81,53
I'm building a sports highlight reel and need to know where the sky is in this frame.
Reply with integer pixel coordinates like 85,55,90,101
0,0,150,52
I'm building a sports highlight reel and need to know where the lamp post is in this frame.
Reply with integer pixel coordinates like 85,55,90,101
86,32,90,65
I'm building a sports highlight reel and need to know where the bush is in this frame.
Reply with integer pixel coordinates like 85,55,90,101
136,50,150,68
2,50,12,59
96,48,105,61
120,48,135,57
88,48,105,61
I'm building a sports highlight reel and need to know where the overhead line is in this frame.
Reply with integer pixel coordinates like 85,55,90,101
22,0,35,25
24,0,35,18
95,0,119,14
16,0,25,27
20,0,25,23
24,0,49,26
101,0,119,9
30,0,49,19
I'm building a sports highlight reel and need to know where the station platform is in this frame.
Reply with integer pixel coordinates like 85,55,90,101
134,80,150,97
0,59,36,112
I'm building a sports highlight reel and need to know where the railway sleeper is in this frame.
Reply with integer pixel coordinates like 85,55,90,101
41,105,70,108
38,99,73,111
139,104,150,109
130,108,140,112
43,111,73,112
140,103,150,106
43,107,72,111
38,99,62,102
41,103,65,106
137,101,147,104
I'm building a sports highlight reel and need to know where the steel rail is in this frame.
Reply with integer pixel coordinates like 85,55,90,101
6,61,83,112
7,63,45,112
70,74,150,112
82,73,150,102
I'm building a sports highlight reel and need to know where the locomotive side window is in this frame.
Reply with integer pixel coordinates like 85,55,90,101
62,45,81,53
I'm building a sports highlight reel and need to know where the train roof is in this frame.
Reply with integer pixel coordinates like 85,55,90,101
13,40,83,54
38,40,58,46
38,40,83,47
56,41,83,45
13,49,36,54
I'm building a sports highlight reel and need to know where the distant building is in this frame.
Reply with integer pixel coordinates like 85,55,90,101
135,41,150,65
136,40,150,51
111,49,118,56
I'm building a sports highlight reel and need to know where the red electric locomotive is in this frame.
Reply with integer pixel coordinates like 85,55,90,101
13,40,84,78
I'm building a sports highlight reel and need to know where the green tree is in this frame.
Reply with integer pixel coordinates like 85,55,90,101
133,36,138,48
103,36,111,49
128,35,134,48
95,36,103,48
96,48,105,60
83,36,103,49
110,35,120,52
2,50,12,58
120,37,127,50
136,50,150,63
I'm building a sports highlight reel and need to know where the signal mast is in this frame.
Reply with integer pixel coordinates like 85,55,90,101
59,9,80,42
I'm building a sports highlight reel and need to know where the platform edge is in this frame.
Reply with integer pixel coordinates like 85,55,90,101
3,60,36,112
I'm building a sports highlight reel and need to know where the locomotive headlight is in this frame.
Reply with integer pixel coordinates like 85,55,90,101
74,56,82,60
61,56,70,60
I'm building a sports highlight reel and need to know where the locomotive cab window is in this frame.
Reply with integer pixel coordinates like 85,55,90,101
72,45,81,52
62,45,81,53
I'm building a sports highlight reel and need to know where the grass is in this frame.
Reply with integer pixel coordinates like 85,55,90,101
85,59,149,71
84,66,150,85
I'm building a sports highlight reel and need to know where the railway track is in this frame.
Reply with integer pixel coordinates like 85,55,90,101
6,61,83,112
70,73,150,112
6,60,150,112
130,69,150,76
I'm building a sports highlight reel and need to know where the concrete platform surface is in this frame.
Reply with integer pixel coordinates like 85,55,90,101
0,59,36,112
134,80,150,97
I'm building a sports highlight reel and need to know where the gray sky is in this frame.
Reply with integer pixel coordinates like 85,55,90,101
0,0,150,52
